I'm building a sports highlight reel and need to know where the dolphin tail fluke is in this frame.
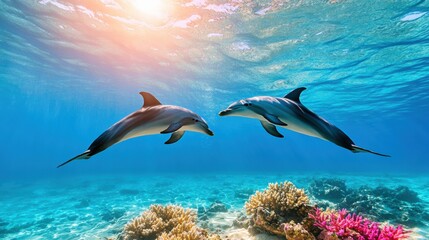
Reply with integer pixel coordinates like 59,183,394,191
351,145,391,157
57,150,91,168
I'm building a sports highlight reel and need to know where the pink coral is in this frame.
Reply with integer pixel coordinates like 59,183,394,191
309,208,408,240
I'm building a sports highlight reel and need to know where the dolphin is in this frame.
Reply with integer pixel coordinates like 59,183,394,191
57,92,214,168
219,87,390,157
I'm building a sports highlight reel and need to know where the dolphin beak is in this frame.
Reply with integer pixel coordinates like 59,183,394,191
219,109,231,116
206,129,214,136
198,122,214,136
202,125,214,136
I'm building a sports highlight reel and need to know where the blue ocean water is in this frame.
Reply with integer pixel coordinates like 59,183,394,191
1,0,429,239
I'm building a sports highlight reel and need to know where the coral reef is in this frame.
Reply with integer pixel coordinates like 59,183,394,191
308,178,347,202
245,182,309,216
120,205,220,240
339,186,429,226
158,225,221,240
244,180,412,240
308,178,429,227
114,179,416,240
283,221,316,240
245,181,316,238
309,208,408,240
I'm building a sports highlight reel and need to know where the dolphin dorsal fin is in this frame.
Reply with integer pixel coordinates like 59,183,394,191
140,92,162,108
284,87,306,103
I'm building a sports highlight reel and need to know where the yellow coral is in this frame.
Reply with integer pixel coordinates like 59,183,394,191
245,181,309,216
283,221,316,240
120,204,220,240
245,181,315,239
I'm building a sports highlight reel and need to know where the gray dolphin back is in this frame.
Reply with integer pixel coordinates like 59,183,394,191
284,88,356,150
284,87,390,157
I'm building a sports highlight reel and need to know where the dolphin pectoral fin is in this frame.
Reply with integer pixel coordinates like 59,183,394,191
284,87,306,103
161,118,195,134
263,114,287,126
247,105,286,126
161,122,183,134
165,131,185,144
351,145,391,157
260,121,284,138
57,150,91,168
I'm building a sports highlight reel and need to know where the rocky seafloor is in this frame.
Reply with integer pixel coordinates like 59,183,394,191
0,173,428,239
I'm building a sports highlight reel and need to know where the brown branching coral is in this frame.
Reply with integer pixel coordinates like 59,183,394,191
245,182,309,215
245,181,317,239
120,204,220,240
283,221,316,240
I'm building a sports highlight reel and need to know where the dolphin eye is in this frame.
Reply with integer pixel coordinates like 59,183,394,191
196,119,199,122
244,103,249,106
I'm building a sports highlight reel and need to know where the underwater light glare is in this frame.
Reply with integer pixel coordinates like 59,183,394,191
131,0,170,20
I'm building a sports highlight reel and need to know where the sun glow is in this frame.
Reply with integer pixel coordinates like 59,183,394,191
131,0,170,20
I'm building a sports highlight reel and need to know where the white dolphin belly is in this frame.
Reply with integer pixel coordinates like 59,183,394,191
261,102,324,139
279,117,324,139
119,124,166,142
